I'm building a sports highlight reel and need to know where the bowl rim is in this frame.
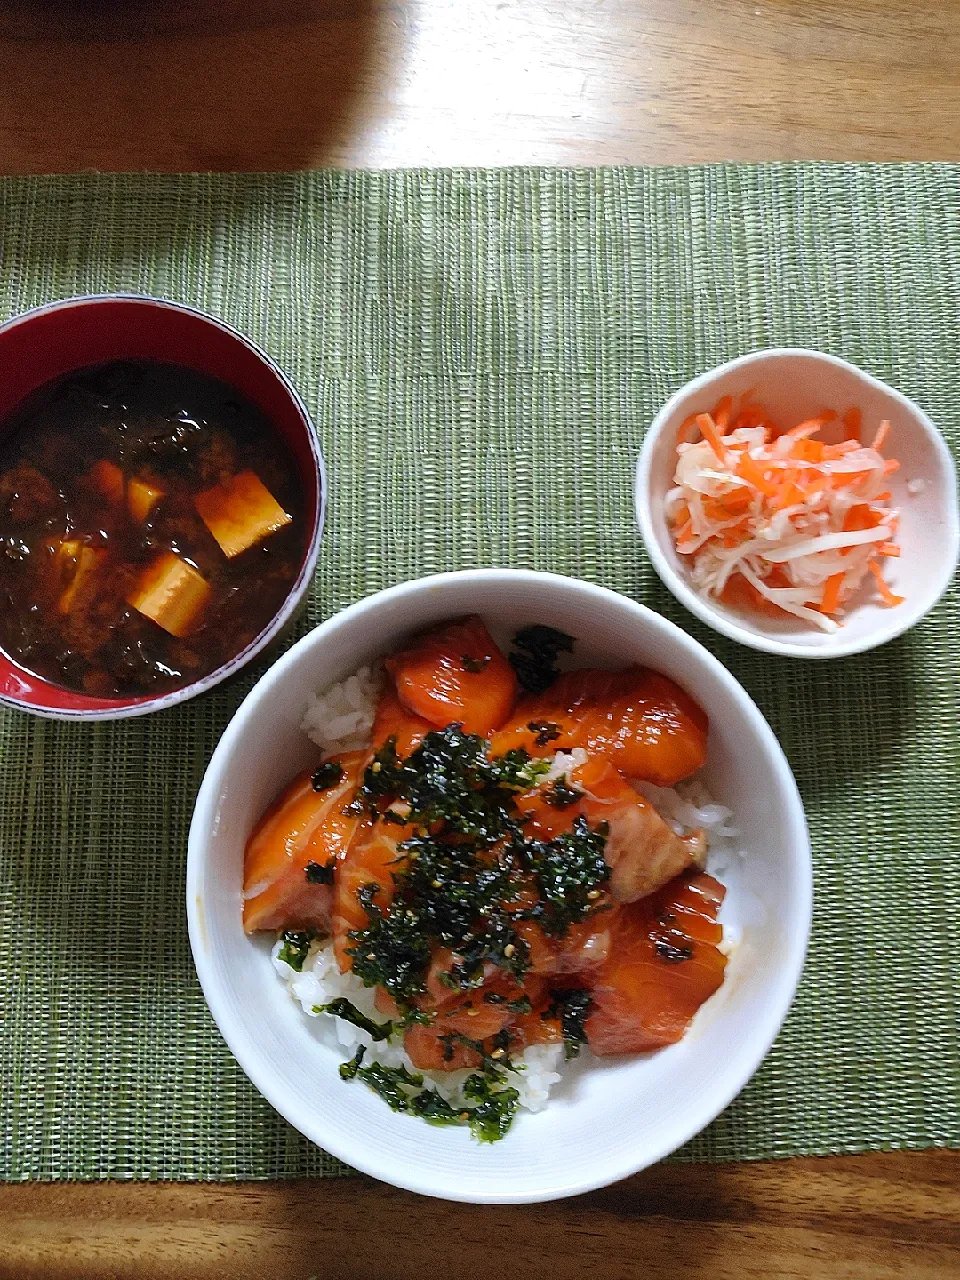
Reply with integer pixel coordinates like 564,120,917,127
635,347,960,659
187,567,813,1203
0,292,326,720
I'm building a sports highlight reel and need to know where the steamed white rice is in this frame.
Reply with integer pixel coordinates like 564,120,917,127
283,664,742,1113
300,664,383,754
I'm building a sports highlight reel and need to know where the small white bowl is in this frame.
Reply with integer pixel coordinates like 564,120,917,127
187,569,811,1203
636,349,960,658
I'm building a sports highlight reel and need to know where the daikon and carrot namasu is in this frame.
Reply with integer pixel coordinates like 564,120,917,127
242,616,737,1141
666,393,905,631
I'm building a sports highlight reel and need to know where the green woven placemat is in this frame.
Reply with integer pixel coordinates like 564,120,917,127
0,164,957,1181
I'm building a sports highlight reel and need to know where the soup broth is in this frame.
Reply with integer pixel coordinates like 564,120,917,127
0,359,308,698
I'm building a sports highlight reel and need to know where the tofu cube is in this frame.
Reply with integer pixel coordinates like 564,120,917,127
193,470,292,559
127,552,210,638
127,477,164,522
56,541,104,615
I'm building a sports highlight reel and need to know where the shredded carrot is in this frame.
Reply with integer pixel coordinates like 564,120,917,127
772,479,804,511
736,452,778,497
674,517,694,545
676,414,701,447
883,459,900,475
878,542,901,557
787,411,836,439
868,559,904,606
872,420,891,451
695,413,729,465
843,505,881,531
790,439,826,464
820,572,844,615
712,396,733,432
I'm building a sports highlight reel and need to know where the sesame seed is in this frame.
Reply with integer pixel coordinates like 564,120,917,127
371,762,381,774
431,879,442,889
587,890,601,900
490,1048,505,1060
503,944,515,957
466,1008,479,1017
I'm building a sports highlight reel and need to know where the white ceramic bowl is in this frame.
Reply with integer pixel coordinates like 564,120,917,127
187,569,811,1203
636,349,960,658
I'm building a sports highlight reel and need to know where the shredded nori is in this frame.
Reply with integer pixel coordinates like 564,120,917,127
317,998,395,1041
481,990,532,1012
527,720,562,747
327,663,616,1141
339,1046,366,1080
544,776,581,809
304,860,335,885
348,884,432,1000
408,1089,465,1125
311,760,344,792
351,1061,425,1110
346,724,571,1001
277,929,312,972
516,817,611,936
339,1053,522,1140
543,988,594,1060
509,625,575,694
461,1072,521,1142
655,939,694,963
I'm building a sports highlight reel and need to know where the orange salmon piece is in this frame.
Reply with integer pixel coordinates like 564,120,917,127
404,1024,481,1072
369,687,431,759
403,967,542,1070
332,820,412,970
516,755,705,904
385,615,518,736
242,750,366,934
489,667,707,786
585,872,727,1055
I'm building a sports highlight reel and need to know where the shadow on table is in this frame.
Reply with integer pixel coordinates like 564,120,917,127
0,0,384,172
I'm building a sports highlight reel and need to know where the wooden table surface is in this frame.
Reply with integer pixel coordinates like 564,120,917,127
2,0,958,1275
2,0,960,172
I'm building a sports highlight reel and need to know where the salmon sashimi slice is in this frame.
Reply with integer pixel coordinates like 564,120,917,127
516,755,706,904
578,758,706,903
515,911,618,978
369,686,431,759
385,614,518,737
242,750,366,934
332,819,413,970
404,1023,481,1072
585,872,727,1055
403,967,551,1070
489,666,708,786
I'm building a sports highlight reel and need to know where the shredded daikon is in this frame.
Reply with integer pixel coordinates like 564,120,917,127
667,395,904,626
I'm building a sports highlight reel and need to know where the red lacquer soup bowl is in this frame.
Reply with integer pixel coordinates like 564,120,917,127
0,295,324,720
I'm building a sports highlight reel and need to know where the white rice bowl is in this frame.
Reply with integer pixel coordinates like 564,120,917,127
188,569,812,1203
279,665,744,1119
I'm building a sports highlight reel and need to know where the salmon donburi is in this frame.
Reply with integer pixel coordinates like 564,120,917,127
242,616,735,1141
